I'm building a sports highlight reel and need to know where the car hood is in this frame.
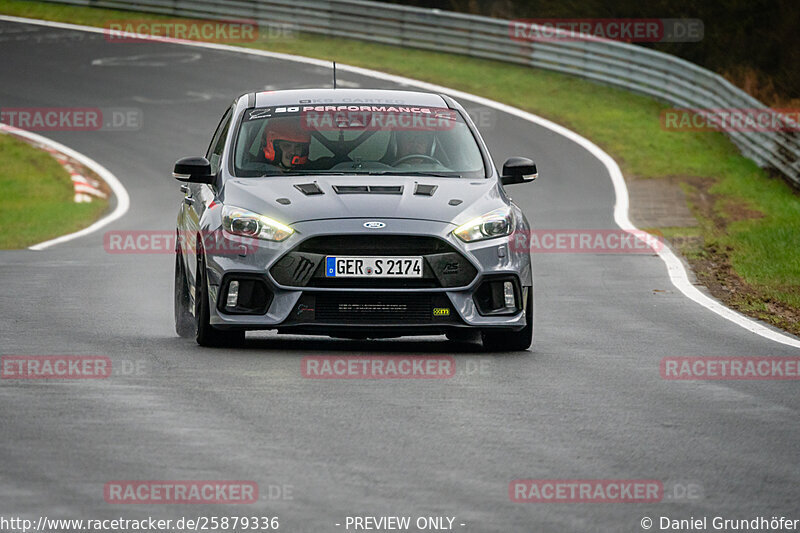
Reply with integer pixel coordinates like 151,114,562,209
221,175,503,226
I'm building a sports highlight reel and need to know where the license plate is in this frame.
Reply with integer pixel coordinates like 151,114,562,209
325,256,423,278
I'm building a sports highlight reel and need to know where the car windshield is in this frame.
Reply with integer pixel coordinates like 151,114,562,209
233,105,486,178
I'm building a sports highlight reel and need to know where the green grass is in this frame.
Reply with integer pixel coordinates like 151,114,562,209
2,0,797,330
0,133,107,249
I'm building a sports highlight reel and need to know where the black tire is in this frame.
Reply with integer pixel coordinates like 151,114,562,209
174,246,195,338
481,288,533,352
195,250,245,348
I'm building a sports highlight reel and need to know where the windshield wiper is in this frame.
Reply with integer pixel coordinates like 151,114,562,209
258,171,350,177
257,171,466,178
366,171,463,178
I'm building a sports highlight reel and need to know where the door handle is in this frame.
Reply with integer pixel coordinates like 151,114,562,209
183,196,195,205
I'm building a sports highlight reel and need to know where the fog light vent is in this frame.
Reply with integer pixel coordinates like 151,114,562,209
474,277,521,316
218,276,272,315
226,280,239,309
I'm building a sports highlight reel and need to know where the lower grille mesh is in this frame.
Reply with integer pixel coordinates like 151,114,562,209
316,293,432,323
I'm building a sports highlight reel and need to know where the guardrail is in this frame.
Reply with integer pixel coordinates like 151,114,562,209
46,0,800,187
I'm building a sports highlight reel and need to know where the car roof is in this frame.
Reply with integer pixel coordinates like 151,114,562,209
251,88,449,109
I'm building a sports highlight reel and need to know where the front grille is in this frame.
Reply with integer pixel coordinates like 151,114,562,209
271,236,478,289
296,235,452,255
270,252,321,286
315,292,432,323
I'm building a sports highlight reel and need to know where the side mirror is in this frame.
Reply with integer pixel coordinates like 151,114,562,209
501,157,537,185
173,156,214,184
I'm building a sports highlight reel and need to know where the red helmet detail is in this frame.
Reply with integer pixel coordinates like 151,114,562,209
263,118,311,165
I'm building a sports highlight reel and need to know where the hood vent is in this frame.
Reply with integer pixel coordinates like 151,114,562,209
294,183,324,195
414,183,438,196
333,185,404,195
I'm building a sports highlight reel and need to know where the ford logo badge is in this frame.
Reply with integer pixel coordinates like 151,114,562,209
363,221,386,229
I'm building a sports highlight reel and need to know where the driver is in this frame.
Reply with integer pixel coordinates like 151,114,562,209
393,130,435,163
262,118,311,171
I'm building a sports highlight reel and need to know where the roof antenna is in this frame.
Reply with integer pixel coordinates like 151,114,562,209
332,61,337,89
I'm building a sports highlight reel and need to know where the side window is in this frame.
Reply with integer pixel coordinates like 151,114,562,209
206,108,233,175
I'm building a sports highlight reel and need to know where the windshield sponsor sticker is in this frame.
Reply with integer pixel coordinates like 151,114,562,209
245,105,459,131
246,108,272,120
297,97,408,104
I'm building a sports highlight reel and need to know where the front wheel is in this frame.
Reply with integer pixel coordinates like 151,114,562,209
481,288,533,352
195,250,245,348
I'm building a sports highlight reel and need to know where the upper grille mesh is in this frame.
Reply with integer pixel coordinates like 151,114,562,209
296,235,452,255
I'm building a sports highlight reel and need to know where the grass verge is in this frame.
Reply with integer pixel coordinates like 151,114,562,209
0,133,107,248
1,0,797,334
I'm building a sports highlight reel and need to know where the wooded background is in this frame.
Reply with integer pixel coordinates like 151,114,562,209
379,0,798,106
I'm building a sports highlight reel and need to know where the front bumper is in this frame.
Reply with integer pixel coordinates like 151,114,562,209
202,218,532,334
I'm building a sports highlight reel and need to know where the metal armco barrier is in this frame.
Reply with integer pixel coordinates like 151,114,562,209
47,0,800,187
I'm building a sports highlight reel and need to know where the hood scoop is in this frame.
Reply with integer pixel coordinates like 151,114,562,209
294,183,324,195
414,183,438,196
333,185,404,195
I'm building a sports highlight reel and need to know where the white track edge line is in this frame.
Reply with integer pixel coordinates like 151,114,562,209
3,14,798,349
0,122,130,250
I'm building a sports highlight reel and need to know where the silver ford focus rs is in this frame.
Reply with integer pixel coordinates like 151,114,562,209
173,88,537,350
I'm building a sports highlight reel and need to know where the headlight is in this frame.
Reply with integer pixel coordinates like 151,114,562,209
222,205,294,242
453,207,514,242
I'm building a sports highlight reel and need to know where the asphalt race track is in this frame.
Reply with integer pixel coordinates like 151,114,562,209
1,19,799,532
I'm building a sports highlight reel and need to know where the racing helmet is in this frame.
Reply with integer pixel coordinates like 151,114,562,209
263,118,311,166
